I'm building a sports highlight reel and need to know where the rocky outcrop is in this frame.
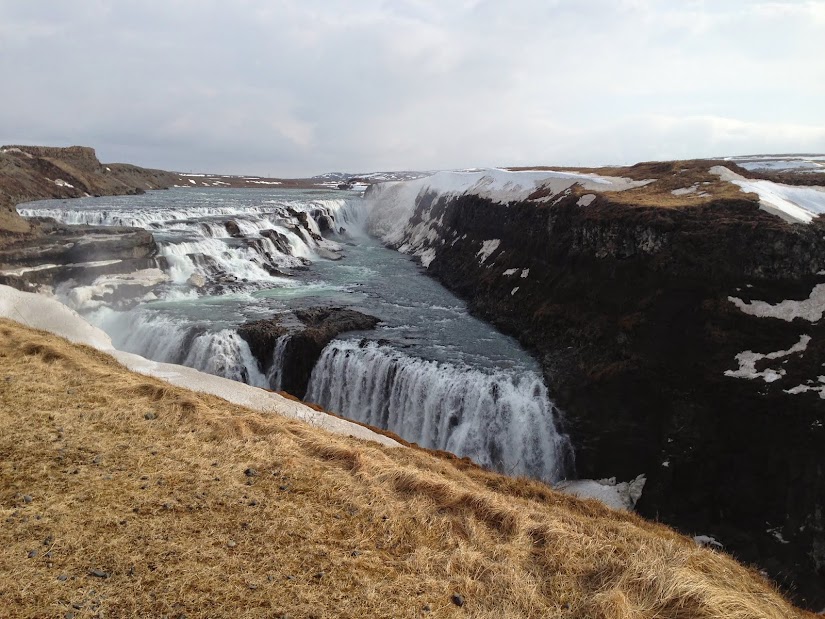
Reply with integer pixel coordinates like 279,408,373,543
369,182,825,609
0,145,186,235
239,307,380,397
0,218,162,294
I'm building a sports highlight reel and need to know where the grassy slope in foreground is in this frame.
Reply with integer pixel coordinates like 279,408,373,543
0,320,811,618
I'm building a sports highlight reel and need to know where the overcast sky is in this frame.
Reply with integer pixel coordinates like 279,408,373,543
1,1,824,176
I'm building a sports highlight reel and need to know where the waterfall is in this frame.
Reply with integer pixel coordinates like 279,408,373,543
306,340,572,482
100,309,267,387
266,335,291,391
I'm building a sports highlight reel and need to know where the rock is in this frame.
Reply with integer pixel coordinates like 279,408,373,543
238,307,380,397
260,229,294,255
57,574,68,582
144,412,157,420
313,571,324,579
422,604,431,613
451,593,464,607
22,495,32,504
27,549,38,558
244,468,258,477
187,273,206,288
227,540,237,548
224,220,243,238
88,569,109,579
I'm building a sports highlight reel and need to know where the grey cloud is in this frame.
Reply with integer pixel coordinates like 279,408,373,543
0,0,823,175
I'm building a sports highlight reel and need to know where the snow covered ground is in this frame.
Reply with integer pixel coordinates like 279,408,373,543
365,167,648,267
725,154,825,174
711,166,825,224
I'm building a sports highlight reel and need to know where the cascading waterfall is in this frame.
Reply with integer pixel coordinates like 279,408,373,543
306,340,572,482
266,335,291,391
99,309,267,387
20,187,575,486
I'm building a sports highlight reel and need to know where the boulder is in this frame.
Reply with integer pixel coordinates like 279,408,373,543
238,307,380,397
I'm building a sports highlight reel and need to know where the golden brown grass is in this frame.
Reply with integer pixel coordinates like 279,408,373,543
0,319,811,618
512,160,761,209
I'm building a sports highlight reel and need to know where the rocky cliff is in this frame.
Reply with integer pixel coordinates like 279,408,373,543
239,307,380,397
365,162,825,609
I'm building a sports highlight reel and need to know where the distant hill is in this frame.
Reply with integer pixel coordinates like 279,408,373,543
0,145,186,233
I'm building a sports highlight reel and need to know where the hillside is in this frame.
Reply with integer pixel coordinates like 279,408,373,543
0,318,811,618
0,145,187,234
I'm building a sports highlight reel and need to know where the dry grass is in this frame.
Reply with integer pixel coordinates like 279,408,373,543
513,160,761,208
0,319,811,618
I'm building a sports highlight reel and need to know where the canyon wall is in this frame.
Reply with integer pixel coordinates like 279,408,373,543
366,168,825,608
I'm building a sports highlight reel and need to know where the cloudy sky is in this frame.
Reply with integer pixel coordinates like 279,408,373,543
1,1,824,176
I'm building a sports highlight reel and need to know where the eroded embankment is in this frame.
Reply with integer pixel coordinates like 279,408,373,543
0,319,810,619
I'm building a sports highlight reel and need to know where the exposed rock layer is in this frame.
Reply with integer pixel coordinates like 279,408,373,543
380,188,825,609
239,307,380,397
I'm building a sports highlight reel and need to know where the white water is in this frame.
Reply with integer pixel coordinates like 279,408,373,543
98,307,267,387
20,187,572,483
306,340,571,482
20,190,357,293
267,335,291,391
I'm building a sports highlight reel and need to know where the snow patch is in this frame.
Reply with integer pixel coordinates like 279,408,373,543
365,168,650,252
419,248,436,268
556,475,646,511
784,375,825,399
520,268,530,279
188,179,196,185
577,194,596,206
672,185,698,196
0,147,34,158
729,283,825,323
53,179,75,189
711,166,825,224
724,335,810,383
503,268,519,276
477,239,501,265
694,535,723,549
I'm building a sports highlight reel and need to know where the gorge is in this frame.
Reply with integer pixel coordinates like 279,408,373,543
2,146,825,609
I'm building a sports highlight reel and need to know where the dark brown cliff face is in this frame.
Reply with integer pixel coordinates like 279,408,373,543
383,189,825,609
